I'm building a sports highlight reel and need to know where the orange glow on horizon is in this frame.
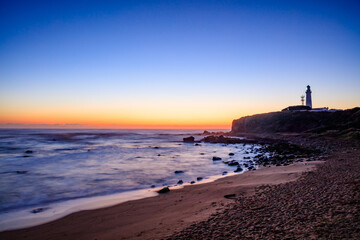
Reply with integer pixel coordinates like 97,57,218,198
1,100,263,129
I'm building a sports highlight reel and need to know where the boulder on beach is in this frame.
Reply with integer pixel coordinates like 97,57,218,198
183,136,195,142
212,156,222,161
157,187,170,193
224,194,236,199
174,170,184,174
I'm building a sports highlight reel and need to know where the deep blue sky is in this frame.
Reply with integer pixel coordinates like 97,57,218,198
0,0,359,128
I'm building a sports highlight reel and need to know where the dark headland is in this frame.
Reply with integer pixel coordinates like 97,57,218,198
1,108,359,240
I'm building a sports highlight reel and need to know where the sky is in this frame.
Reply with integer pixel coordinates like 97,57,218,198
0,0,359,129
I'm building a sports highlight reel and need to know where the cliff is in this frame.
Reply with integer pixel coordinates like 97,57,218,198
231,107,360,138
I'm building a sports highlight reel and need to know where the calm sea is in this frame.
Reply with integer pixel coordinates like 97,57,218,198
0,129,259,230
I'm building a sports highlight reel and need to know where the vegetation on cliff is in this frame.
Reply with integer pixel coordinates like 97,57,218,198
231,107,360,139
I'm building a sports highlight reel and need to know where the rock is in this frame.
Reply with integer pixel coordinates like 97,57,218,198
31,208,47,214
234,167,243,172
229,153,235,156
190,181,195,184
177,180,183,184
183,136,195,142
222,171,228,175
201,135,258,144
154,146,159,149
243,156,250,159
16,171,28,174
151,185,156,188
195,143,200,146
23,155,30,158
212,156,222,161
174,170,184,174
197,177,203,181
224,194,236,199
228,160,239,166
25,150,33,154
200,153,205,155
157,187,170,193
157,154,161,156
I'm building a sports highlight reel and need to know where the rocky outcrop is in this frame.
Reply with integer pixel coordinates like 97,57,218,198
231,107,360,137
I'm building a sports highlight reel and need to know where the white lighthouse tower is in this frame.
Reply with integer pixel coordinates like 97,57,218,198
306,85,312,108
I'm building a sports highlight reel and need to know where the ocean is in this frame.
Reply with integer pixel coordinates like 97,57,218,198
0,129,260,230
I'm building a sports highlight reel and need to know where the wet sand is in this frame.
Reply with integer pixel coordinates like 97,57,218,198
0,161,323,240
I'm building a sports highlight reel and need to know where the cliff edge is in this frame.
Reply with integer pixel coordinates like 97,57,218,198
231,107,360,139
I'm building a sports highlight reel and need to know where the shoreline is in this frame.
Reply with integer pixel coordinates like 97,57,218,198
0,171,240,232
0,160,323,240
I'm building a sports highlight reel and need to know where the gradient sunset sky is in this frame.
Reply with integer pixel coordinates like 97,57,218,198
1,0,359,129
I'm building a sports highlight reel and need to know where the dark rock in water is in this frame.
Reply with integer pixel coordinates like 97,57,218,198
190,181,195,184
174,170,184,174
52,139,56,141
157,187,170,193
203,130,211,135
244,156,250,159
197,177,203,181
200,153,205,155
202,135,258,144
248,166,255,171
234,167,243,172
23,155,30,158
16,171,28,174
25,150,33,154
224,194,236,199
228,160,239,166
154,146,159,149
229,153,235,156
177,180,183,184
183,136,195,142
151,185,156,188
31,208,47,214
195,143,200,146
157,154,161,156
222,171,228,175
212,156,222,161
87,149,91,152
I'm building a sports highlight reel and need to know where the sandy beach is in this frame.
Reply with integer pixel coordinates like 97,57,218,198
0,159,322,240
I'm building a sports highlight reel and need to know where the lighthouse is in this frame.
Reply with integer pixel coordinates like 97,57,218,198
306,85,312,108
